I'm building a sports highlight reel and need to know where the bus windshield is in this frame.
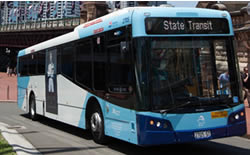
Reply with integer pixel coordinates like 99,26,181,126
135,37,240,112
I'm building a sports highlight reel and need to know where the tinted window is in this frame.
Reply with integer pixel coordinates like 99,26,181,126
57,49,61,74
75,40,92,88
93,36,106,90
62,45,74,79
19,55,29,76
107,43,133,94
29,54,37,75
37,51,45,74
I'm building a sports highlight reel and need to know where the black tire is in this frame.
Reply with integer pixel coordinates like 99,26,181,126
29,95,38,121
89,105,108,144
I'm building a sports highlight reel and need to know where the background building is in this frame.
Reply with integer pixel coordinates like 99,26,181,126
197,1,250,71
0,1,80,25
108,1,168,11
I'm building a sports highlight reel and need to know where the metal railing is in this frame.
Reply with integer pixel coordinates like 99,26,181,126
0,17,80,32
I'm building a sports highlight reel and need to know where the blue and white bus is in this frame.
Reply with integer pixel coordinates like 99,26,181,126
17,7,246,146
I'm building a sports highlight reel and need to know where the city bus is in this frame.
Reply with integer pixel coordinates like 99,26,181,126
17,7,246,146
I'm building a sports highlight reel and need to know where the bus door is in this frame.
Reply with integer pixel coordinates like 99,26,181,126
45,48,58,114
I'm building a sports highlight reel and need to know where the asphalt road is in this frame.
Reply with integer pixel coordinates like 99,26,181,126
0,102,250,155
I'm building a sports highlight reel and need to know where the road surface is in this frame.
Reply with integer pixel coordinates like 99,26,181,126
0,102,249,155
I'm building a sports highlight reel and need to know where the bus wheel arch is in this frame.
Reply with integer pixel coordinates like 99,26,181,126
29,91,38,121
85,97,108,144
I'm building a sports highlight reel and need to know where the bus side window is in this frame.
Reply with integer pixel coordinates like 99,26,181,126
57,49,61,74
106,27,133,94
61,45,74,80
29,54,37,76
93,36,106,91
107,41,132,93
75,40,92,89
19,55,29,76
37,51,45,75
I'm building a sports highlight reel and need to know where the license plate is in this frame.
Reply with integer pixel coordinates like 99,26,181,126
194,130,211,139
211,111,228,119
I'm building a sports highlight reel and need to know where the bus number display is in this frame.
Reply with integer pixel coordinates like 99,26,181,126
145,18,229,34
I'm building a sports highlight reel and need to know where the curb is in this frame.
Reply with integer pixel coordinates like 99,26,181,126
0,100,17,104
237,136,250,142
0,122,41,155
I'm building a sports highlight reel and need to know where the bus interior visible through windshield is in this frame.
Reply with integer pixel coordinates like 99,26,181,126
135,37,241,113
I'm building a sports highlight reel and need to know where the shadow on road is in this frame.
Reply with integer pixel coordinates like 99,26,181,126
108,140,250,155
21,113,92,140
20,114,250,155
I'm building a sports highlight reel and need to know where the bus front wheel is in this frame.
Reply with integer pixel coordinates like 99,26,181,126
90,105,107,144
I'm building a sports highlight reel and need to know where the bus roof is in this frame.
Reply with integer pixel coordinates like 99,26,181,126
18,7,233,57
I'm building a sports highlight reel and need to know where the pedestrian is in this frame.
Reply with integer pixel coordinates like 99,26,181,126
242,66,250,108
6,62,10,77
13,67,16,76
6,66,10,77
218,71,230,89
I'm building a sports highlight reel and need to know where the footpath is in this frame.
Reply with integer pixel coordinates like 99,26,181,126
0,72,41,154
244,100,250,135
0,122,41,155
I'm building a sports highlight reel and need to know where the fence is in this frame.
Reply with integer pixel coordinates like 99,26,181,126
0,17,80,32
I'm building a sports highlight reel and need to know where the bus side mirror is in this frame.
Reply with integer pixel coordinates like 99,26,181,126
120,41,129,53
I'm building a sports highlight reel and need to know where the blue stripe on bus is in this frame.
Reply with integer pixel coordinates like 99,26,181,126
17,76,30,109
78,92,138,144
78,93,95,129
105,103,138,144
137,104,244,131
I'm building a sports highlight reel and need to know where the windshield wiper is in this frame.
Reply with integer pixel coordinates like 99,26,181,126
157,101,194,114
176,96,233,106
154,96,200,114
156,96,233,114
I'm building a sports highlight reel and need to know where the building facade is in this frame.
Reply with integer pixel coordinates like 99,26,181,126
108,1,168,11
197,1,250,71
230,3,250,70
0,1,80,25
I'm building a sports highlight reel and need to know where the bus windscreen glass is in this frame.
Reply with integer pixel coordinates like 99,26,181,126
134,37,240,112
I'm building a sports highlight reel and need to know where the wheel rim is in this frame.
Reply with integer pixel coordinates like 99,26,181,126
90,112,102,133
31,101,35,116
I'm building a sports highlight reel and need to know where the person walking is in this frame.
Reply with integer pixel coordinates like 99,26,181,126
242,66,250,108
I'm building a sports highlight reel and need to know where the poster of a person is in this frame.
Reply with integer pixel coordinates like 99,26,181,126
47,52,55,93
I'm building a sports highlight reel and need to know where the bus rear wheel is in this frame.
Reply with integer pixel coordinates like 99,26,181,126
90,105,107,144
29,95,38,121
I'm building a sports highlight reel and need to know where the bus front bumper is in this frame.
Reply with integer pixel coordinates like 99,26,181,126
137,117,246,146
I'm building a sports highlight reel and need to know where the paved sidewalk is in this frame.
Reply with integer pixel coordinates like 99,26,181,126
244,100,250,135
0,122,41,155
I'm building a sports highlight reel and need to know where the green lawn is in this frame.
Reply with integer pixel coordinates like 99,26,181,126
0,133,16,155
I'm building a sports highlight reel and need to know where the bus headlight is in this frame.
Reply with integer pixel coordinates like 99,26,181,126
235,114,239,120
148,118,173,131
156,121,161,127
228,109,245,124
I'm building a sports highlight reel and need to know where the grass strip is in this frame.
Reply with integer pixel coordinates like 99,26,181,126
0,132,16,155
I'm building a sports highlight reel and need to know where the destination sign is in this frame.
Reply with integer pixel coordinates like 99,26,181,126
145,18,229,34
